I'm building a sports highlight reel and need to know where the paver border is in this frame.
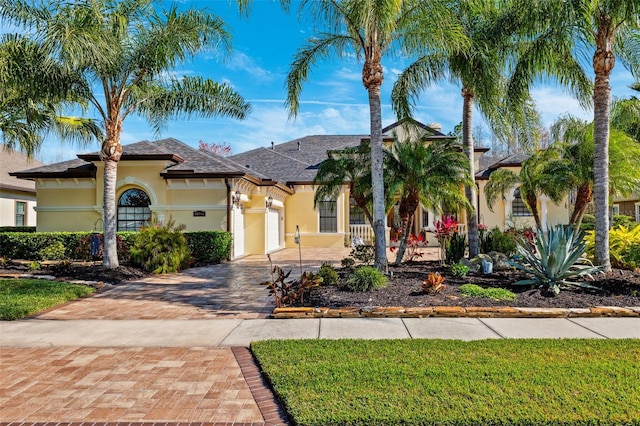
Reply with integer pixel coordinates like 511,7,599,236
272,305,640,318
232,347,290,426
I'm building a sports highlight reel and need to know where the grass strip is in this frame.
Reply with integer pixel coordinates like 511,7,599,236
0,279,94,320
459,283,517,301
252,339,640,426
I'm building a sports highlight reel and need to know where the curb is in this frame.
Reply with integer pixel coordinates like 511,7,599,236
272,306,640,318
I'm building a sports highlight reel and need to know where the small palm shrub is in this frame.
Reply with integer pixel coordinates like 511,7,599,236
130,217,191,274
38,241,67,260
345,266,387,292
450,263,470,278
318,262,339,286
422,272,446,294
509,225,603,295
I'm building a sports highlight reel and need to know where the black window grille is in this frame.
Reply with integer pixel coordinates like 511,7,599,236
349,198,366,225
512,188,532,216
117,188,151,231
319,200,337,233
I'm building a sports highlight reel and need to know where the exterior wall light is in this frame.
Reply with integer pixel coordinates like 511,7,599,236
232,191,242,208
265,196,273,209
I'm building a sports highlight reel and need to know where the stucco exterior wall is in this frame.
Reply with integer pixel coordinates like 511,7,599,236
284,185,348,248
0,190,37,227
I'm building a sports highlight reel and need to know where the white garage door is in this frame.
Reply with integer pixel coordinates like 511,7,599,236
267,209,280,252
233,207,244,258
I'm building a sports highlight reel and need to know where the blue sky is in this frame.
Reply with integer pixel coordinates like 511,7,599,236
32,0,640,163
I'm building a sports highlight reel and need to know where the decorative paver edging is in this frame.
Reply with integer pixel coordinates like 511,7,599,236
272,306,640,319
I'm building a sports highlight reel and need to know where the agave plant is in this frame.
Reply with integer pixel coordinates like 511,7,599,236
509,225,603,295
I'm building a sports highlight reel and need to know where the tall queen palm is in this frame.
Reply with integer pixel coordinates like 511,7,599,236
391,0,541,258
286,0,464,270
508,0,640,271
1,0,251,268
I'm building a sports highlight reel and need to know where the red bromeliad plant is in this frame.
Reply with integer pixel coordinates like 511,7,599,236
390,229,424,262
434,215,459,264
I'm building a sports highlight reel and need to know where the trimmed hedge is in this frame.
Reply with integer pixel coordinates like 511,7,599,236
185,231,232,265
0,230,232,265
0,226,36,233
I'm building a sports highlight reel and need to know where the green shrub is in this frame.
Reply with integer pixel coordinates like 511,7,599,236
28,261,41,271
612,214,637,230
585,223,640,269
38,241,67,260
0,226,36,233
318,262,339,286
75,233,131,262
580,214,595,232
481,226,517,256
184,231,232,265
450,263,470,277
0,232,83,260
345,266,387,292
350,245,374,265
340,257,356,268
129,218,191,274
445,232,466,263
459,283,517,301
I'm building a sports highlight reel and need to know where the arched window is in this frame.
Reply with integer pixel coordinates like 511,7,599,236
117,188,151,231
512,188,532,216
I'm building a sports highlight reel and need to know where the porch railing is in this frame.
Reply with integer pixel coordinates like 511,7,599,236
348,224,391,245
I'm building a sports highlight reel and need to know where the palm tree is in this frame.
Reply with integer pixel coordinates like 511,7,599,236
508,0,640,271
0,34,101,157
484,149,561,229
312,142,375,225
611,82,640,141
545,115,640,226
385,137,472,265
391,0,539,258
1,0,251,268
285,0,466,270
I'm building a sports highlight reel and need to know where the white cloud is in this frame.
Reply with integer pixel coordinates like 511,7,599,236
530,86,591,126
226,52,276,82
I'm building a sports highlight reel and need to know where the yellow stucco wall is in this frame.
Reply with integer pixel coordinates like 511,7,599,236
284,185,348,248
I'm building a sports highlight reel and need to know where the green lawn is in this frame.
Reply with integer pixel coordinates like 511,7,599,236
252,339,640,426
0,278,95,320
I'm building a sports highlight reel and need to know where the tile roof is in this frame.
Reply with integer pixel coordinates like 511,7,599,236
230,135,366,184
476,152,531,180
0,145,45,192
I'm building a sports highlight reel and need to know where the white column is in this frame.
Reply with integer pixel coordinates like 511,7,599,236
540,194,550,232
504,196,515,229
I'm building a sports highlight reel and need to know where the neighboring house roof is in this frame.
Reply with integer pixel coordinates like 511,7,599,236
0,145,45,192
476,152,531,180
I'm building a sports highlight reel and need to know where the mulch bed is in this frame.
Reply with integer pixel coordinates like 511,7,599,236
0,262,150,285
307,261,640,308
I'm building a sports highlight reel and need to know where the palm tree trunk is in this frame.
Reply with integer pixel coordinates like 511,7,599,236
364,51,387,271
393,213,413,266
569,184,592,226
525,193,542,229
593,23,614,272
461,89,479,257
101,120,123,269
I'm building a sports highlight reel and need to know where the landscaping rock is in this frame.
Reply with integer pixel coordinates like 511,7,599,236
487,251,512,271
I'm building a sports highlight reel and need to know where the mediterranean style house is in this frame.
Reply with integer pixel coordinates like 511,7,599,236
11,120,571,258
0,145,44,227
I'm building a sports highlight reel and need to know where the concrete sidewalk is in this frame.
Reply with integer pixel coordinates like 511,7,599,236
3,317,640,348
